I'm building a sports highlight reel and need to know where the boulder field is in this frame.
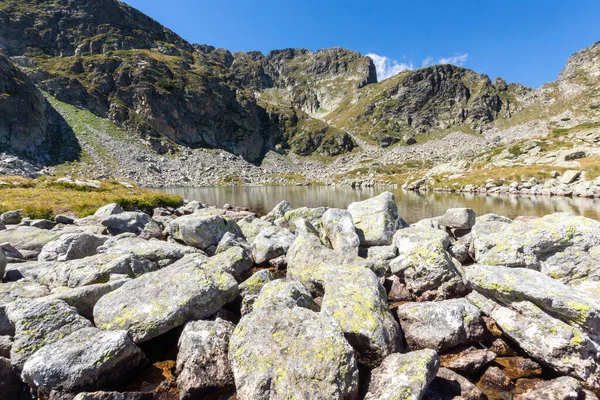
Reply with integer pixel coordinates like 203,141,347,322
1,193,600,399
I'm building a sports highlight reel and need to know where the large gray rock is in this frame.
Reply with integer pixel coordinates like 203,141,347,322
265,200,291,222
37,253,158,289
514,376,582,400
93,203,124,219
251,225,295,264
0,357,22,400
210,246,254,282
364,349,440,400
0,281,50,335
472,213,600,283
253,280,319,312
397,299,486,352
284,207,328,236
0,226,63,254
176,318,235,398
465,264,600,333
101,211,162,239
21,327,145,393
238,269,274,315
94,261,238,343
391,226,466,299
322,208,360,255
348,192,399,246
237,216,274,242
287,232,401,366
468,291,600,388
440,208,476,230
1,210,23,225
38,233,109,262
167,215,242,250
97,236,201,265
229,305,359,400
7,298,92,368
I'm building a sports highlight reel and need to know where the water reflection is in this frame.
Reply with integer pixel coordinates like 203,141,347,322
157,186,600,224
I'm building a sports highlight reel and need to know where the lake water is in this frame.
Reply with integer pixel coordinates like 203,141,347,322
157,186,600,224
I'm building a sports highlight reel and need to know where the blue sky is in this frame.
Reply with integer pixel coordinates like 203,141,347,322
122,0,600,88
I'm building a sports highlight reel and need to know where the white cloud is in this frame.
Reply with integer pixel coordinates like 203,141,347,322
423,53,469,67
366,53,414,81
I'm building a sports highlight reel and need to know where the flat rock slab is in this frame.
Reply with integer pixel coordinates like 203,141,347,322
22,327,145,393
98,236,201,264
0,227,63,253
94,262,238,343
0,281,50,335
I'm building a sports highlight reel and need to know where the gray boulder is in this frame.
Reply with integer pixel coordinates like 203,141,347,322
7,298,92,368
93,203,124,219
0,335,12,357
364,350,440,400
94,261,238,343
284,207,328,235
0,220,5,230
30,219,56,230
468,291,600,388
176,318,235,398
322,208,360,255
215,232,251,254
0,281,50,335
167,215,242,250
287,232,401,366
1,210,23,225
238,269,273,315
97,236,201,265
440,208,476,230
265,200,291,221
229,305,359,400
348,192,399,246
397,299,486,352
38,233,109,262
21,327,145,393
210,246,254,282
0,357,22,400
514,376,582,400
251,225,295,264
101,211,162,239
237,216,274,242
253,280,319,311
0,226,63,255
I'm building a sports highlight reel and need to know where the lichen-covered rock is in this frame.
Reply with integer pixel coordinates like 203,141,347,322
265,201,292,222
284,207,328,234
97,236,201,264
209,246,254,282
101,211,163,239
440,208,476,230
472,213,600,282
362,245,398,274
251,225,295,264
37,253,158,289
348,192,399,246
424,367,486,400
0,226,63,254
94,262,238,343
1,210,23,225
237,216,274,242
253,280,319,311
440,347,496,375
364,349,440,400
229,305,359,400
322,208,360,255
397,299,486,352
287,232,401,366
0,356,22,400
391,226,466,299
215,232,251,254
38,233,109,262
238,269,273,315
176,318,235,398
465,264,600,333
468,291,600,388
93,204,124,219
167,215,242,250
514,376,582,400
7,298,92,368
0,281,50,335
21,327,145,393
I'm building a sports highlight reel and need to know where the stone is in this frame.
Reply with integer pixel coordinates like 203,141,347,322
97,236,200,264
38,233,109,262
265,200,292,221
284,207,328,235
1,210,23,225
440,208,476,230
397,299,486,352
94,261,238,343
215,232,250,254
251,225,295,264
478,366,513,392
391,226,466,299
93,203,124,219
7,298,92,368
363,245,397,273
0,335,12,357
440,347,496,375
468,291,600,388
176,201,204,215
30,219,57,230
495,357,542,380
0,281,50,335
465,264,600,333
0,220,5,231
561,170,581,184
0,249,6,279
167,215,242,251
209,246,254,282
253,280,319,312
515,376,582,400
424,367,486,400
321,208,360,255
287,232,402,366
55,215,76,225
0,357,22,400
21,327,145,393
176,318,235,398
237,216,274,242
73,392,125,400
0,226,63,255
348,192,399,246
364,350,440,400
229,305,359,400
238,269,273,315
101,211,162,239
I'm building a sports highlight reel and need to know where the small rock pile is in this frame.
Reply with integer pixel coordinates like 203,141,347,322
1,194,600,399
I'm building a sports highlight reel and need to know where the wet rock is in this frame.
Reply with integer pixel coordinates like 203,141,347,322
440,208,476,230
465,264,600,332
364,349,439,400
441,347,496,375
101,212,163,239
468,291,600,388
495,357,542,380
176,318,235,398
514,376,582,400
94,261,238,343
391,226,466,299
238,269,273,315
253,280,319,311
287,232,402,366
0,356,22,400
7,298,92,368
489,338,517,357
321,208,360,255
38,233,109,262
229,305,359,400
0,281,50,335
167,215,242,251
478,366,513,392
251,225,295,264
22,327,145,393
424,367,486,400
348,192,399,246
397,299,486,352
